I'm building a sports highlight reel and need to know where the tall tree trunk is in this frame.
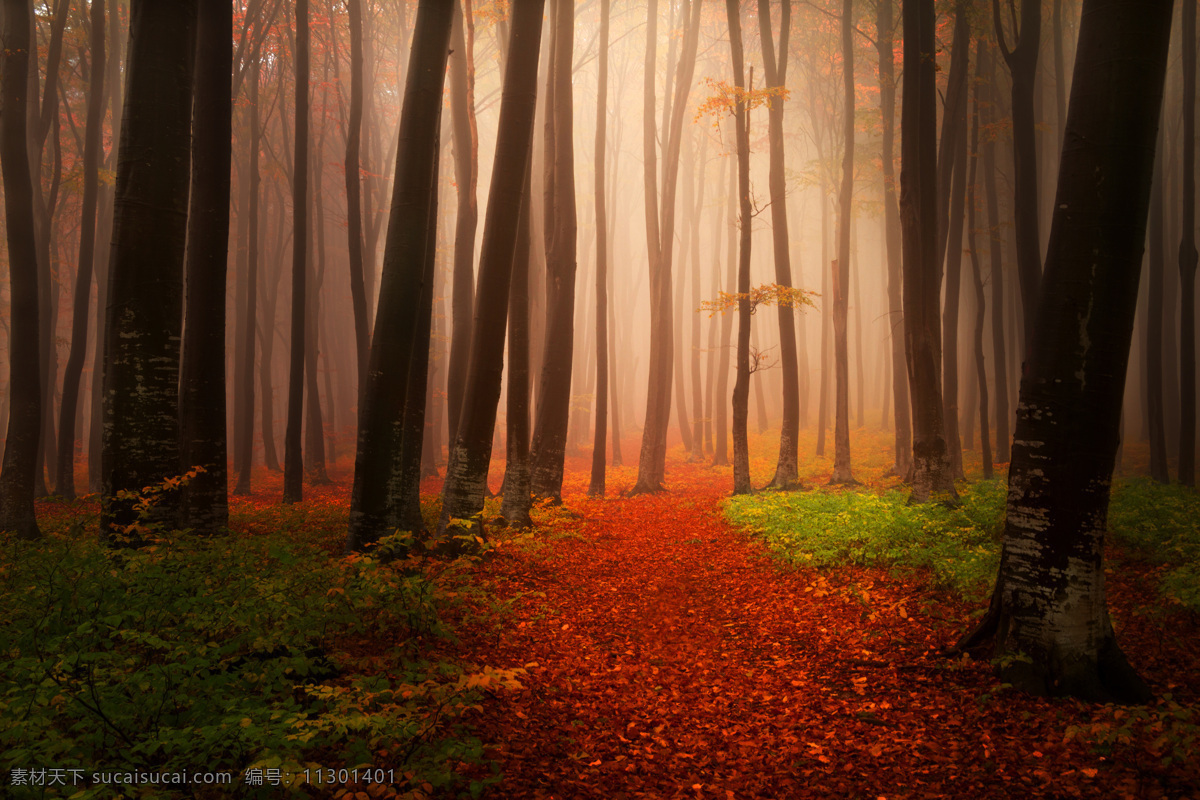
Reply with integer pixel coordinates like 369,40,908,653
283,0,310,503
713,149,735,468
101,0,197,537
0,0,43,539
345,0,369,396
630,0,704,494
878,0,912,477
958,0,1171,703
967,44,994,480
55,0,106,500
447,0,480,448
1147,127,1170,483
689,129,707,463
981,39,1011,464
589,0,610,496
529,0,581,502
901,0,957,502
504,161,536,525
817,185,830,457
673,194,693,453
726,2,753,495
234,56,262,495
830,0,856,485
179,0,232,533
441,0,545,537
942,99,969,481
993,0,1043,359
346,0,453,550
759,0,800,488
1180,0,1198,487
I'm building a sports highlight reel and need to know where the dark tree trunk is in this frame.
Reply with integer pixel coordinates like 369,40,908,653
967,45,994,479
179,0,232,534
878,0,912,477
981,39,1011,464
830,0,856,486
234,56,262,495
941,105,968,482
759,0,800,488
1147,129,1170,483
901,0,957,503
101,0,197,537
0,0,43,539
1180,0,1198,487
303,129,330,485
283,0,309,503
589,0,610,497
345,0,370,397
726,1,753,496
530,0,581,502
346,0,453,550
630,0,703,494
447,0,479,448
441,0,545,536
503,162,536,526
958,0,1172,703
55,0,106,501
993,0,1043,358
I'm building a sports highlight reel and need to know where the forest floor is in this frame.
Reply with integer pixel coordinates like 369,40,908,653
430,445,1200,800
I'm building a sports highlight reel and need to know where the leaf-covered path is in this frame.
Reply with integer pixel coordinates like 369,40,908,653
449,459,1199,799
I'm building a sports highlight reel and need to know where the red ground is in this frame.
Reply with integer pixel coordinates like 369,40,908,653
438,455,1200,800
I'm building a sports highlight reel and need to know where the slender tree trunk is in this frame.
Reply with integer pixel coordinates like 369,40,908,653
673,195,693,453
817,188,830,457
345,0,369,396
967,45,994,479
589,0,610,496
179,0,232,533
630,0,704,494
234,57,262,495
993,0,1043,359
283,0,310,503
727,1,753,496
830,0,856,485
981,39,1011,464
759,0,800,487
942,103,969,481
1147,128,1170,483
504,161,536,525
1180,0,1197,487
689,129,707,463
101,0,197,536
447,0,480,448
878,0,911,477
901,0,957,502
441,0,545,537
55,0,106,500
346,0,453,550
0,0,43,539
714,148,735,469
958,0,1171,703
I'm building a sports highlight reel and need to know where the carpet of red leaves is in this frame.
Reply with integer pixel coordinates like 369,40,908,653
443,454,1200,800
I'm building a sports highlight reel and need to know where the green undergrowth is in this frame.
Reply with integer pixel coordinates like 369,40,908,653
1107,478,1200,613
724,475,1200,612
723,480,1006,600
1,487,518,799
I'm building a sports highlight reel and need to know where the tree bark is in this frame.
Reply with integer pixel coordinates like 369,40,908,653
345,0,370,398
589,0,610,497
55,0,106,500
1180,0,1198,487
1147,127,1170,483
967,44,994,479
759,0,800,488
179,0,232,533
726,1,753,496
713,149,735,468
283,0,310,503
830,0,856,486
101,0,197,537
529,0,579,502
878,0,911,477
993,0,1043,359
504,161,536,525
901,0,957,503
346,0,453,550
981,38,1011,464
441,0,545,537
0,0,43,539
958,0,1172,703
234,56,262,495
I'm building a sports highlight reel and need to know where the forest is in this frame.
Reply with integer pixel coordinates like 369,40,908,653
1,0,1198,797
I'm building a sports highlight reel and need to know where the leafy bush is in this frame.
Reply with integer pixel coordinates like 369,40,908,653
0,515,505,799
1107,478,1200,612
723,480,1006,599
